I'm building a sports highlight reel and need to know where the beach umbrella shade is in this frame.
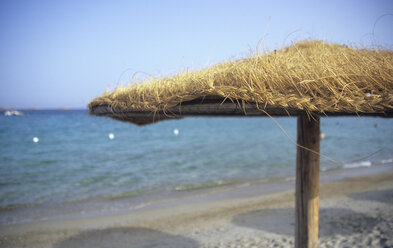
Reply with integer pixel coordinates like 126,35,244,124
89,41,393,248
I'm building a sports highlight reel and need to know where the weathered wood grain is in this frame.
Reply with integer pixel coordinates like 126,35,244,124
295,115,320,248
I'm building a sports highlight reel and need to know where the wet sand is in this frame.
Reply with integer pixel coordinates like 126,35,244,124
1,165,393,248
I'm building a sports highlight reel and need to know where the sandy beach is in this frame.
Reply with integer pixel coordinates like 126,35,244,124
1,164,393,248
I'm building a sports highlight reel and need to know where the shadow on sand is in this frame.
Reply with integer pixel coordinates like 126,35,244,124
232,207,378,236
349,188,393,205
54,227,199,248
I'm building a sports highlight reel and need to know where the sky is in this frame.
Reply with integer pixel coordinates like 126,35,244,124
0,0,392,109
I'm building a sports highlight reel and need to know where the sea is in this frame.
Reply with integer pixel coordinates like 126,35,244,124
0,110,392,225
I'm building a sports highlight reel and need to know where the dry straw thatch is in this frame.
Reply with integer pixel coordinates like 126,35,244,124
89,40,393,118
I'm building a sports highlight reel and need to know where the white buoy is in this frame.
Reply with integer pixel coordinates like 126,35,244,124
320,132,325,140
173,128,179,136
108,133,115,140
33,137,39,143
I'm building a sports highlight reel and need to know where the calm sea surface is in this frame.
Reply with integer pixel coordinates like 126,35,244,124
0,110,392,223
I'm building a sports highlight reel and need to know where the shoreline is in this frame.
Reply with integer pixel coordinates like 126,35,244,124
1,163,393,247
1,162,392,227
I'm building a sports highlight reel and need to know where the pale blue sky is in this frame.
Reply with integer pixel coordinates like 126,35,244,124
1,0,392,109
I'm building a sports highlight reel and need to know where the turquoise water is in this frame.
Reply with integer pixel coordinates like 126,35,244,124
0,110,392,223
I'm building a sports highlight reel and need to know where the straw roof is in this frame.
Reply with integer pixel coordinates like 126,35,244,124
89,40,393,125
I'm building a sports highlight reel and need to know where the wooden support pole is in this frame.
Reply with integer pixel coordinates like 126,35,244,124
295,114,320,248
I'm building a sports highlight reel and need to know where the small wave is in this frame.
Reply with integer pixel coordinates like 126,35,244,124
381,158,393,164
0,203,39,211
104,190,142,200
284,177,295,181
343,160,372,169
321,165,341,172
132,203,149,210
174,179,237,191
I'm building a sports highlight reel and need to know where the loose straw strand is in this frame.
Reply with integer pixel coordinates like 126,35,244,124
259,108,341,165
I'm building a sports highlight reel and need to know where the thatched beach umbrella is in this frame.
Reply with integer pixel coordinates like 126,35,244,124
89,41,393,248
